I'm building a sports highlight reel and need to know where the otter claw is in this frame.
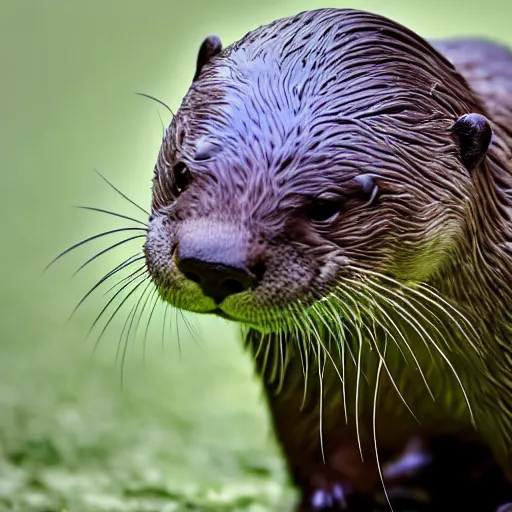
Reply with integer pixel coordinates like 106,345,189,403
310,485,348,510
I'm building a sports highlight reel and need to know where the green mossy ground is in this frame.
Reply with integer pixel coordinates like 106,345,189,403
0,314,295,512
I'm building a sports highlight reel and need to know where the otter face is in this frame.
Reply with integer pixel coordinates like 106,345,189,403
144,112,464,332
144,89,406,332
144,122,388,331
144,12,492,333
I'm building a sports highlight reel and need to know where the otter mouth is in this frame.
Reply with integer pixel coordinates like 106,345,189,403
211,308,234,320
207,304,283,333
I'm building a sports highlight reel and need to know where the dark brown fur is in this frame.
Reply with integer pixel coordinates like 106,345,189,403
144,8,512,511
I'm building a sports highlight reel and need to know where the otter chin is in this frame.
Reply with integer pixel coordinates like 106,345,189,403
143,8,512,512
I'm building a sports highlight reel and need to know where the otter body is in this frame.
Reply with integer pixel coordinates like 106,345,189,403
144,9,512,511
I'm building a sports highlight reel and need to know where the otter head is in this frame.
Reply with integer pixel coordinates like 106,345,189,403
144,10,493,333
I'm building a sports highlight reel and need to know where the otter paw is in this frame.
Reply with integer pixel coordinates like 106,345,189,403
301,484,349,510
496,504,512,512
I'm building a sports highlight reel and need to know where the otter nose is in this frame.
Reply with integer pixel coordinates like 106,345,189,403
176,257,258,303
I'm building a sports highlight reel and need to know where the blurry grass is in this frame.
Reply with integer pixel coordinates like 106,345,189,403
0,307,293,511
0,186,293,509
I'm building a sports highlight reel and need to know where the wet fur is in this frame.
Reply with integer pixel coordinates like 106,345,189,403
144,8,512,511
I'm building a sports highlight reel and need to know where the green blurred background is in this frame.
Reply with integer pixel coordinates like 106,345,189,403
0,0,510,510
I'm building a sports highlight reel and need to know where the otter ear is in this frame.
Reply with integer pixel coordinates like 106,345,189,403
193,35,223,82
452,113,492,172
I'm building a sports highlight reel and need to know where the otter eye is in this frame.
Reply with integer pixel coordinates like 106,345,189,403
308,197,343,222
172,162,191,195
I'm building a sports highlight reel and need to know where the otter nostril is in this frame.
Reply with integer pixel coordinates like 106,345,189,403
184,272,201,283
222,278,246,295
176,255,259,303
251,260,266,281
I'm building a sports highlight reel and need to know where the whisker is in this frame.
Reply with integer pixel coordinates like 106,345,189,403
354,314,365,462
294,311,311,412
135,92,175,117
119,280,154,386
364,307,419,422
373,346,393,512
67,254,145,322
360,278,444,356
130,280,156,349
93,169,150,217
174,308,182,358
103,265,147,296
72,235,146,277
315,332,326,465
307,303,348,405
363,300,419,422
276,329,286,394
132,284,157,361
321,300,351,423
413,282,481,352
292,317,309,411
44,227,146,272
143,289,161,362
87,272,147,341
294,306,329,464
321,287,377,457
321,294,358,366
161,301,170,354
92,275,149,353
156,109,166,136
335,285,402,365
341,282,434,402
331,290,368,384
304,305,341,372
290,304,319,411
327,289,414,422
352,279,475,424
348,266,480,354
270,333,280,385
392,305,475,424
179,311,202,347
253,330,266,361
75,206,148,227
261,332,273,380
116,301,138,373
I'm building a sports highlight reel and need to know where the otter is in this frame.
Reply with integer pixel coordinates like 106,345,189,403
143,8,512,512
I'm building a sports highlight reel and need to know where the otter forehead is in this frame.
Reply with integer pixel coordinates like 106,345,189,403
151,7,491,223
179,8,473,133
163,8,479,201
